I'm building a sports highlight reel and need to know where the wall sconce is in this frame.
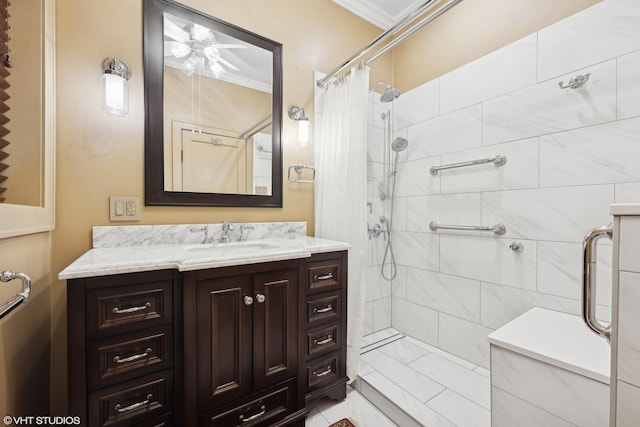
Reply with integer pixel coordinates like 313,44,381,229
101,57,132,117
288,105,310,146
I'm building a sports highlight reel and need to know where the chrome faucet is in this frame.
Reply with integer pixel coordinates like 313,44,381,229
221,221,234,243
238,224,256,241
190,225,209,244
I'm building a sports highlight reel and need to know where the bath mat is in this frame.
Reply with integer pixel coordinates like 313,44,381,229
328,418,356,427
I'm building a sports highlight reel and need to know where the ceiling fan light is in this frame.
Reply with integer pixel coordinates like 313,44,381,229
171,42,191,58
210,61,225,79
202,46,220,62
164,18,190,43
192,23,211,41
180,55,198,76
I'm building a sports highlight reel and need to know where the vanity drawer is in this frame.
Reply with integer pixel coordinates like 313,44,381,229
200,380,295,427
86,280,173,338
306,292,341,326
88,370,174,427
87,325,173,390
306,324,340,360
306,259,342,294
306,352,341,393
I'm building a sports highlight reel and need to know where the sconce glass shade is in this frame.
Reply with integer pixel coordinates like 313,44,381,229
298,118,310,147
101,57,131,117
288,105,311,146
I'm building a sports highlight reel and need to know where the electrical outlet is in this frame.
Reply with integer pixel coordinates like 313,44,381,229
110,196,141,222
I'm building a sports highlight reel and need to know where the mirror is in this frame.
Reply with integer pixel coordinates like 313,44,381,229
144,0,283,207
0,0,55,238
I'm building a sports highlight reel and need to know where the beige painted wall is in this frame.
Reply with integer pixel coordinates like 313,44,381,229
393,0,601,91
0,233,52,417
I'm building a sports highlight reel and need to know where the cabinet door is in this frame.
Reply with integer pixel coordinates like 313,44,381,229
252,269,298,391
197,275,253,411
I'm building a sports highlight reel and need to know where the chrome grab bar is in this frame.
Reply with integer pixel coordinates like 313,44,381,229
582,225,612,342
0,270,31,321
429,221,506,235
430,155,506,175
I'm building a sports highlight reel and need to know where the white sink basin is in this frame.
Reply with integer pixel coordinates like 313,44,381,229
187,241,278,257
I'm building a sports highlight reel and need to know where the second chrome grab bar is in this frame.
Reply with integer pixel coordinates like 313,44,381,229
582,225,612,342
430,155,506,175
0,270,31,321
429,221,506,235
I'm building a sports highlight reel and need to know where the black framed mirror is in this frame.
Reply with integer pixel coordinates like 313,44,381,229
144,0,283,207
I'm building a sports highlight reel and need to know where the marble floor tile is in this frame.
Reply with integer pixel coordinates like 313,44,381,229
360,349,446,402
376,336,431,364
361,372,456,427
403,336,478,370
305,408,330,427
426,389,491,427
473,366,491,378
409,352,491,409
313,386,398,427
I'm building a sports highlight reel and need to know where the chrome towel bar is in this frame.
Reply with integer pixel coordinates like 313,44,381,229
0,270,31,320
288,164,315,183
430,155,506,175
429,221,506,235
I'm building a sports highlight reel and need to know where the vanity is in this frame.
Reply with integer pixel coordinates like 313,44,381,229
60,222,350,426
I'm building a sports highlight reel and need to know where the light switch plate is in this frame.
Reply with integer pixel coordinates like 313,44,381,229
109,196,141,222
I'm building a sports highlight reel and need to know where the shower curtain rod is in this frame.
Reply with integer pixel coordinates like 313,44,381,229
316,0,464,88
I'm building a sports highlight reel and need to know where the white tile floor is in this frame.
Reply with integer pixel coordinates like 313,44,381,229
306,328,491,427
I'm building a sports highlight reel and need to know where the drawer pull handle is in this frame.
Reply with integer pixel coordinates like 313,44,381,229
255,293,266,304
239,405,266,423
313,273,333,281
313,365,333,377
114,393,152,413
112,302,151,314
313,334,333,345
313,304,333,314
114,348,153,364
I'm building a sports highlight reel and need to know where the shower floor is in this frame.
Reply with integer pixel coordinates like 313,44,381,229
355,328,491,427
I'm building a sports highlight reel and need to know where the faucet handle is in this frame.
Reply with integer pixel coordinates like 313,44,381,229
238,224,255,241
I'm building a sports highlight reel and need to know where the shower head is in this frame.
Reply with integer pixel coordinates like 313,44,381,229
380,86,401,103
391,137,408,152
370,81,401,103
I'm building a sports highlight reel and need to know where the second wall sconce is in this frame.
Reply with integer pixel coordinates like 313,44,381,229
288,105,310,147
101,57,132,117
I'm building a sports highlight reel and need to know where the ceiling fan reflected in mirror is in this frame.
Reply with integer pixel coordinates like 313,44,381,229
163,16,246,78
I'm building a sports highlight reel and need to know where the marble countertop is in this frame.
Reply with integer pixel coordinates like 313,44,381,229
488,307,610,384
59,222,350,279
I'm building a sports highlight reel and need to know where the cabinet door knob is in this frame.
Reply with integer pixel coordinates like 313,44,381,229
244,295,254,306
255,293,266,304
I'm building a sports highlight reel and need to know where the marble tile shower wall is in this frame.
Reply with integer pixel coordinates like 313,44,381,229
365,0,640,368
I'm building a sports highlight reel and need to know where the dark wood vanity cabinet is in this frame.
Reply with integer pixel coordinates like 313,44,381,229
68,250,348,427
67,269,181,427
300,251,348,406
183,261,302,425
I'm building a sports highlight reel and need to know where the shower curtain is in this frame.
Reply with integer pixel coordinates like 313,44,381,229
315,65,369,382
